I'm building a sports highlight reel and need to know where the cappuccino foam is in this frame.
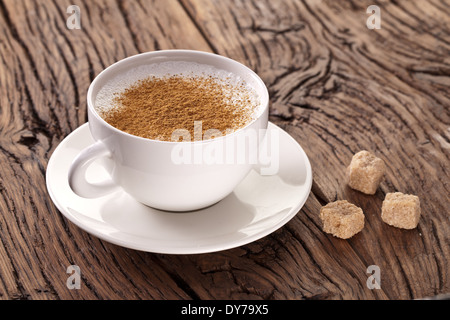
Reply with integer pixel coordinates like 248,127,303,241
94,61,262,137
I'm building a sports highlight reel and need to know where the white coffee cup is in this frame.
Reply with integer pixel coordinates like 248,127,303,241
68,50,269,211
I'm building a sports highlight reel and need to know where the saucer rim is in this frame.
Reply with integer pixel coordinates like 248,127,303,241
46,122,312,254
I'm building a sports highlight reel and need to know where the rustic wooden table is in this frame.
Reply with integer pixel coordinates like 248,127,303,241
0,0,448,300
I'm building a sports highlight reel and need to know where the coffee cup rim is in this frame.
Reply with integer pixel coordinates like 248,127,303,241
87,49,269,144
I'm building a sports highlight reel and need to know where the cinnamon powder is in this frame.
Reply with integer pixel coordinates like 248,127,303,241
100,75,258,141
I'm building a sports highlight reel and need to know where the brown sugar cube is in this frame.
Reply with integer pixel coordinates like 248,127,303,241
346,150,386,195
320,200,365,239
381,192,421,229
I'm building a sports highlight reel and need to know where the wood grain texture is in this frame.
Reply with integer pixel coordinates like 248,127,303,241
0,0,448,300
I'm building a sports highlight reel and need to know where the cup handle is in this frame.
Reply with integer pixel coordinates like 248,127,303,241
68,141,119,198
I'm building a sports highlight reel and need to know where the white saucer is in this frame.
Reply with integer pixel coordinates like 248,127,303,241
46,122,312,254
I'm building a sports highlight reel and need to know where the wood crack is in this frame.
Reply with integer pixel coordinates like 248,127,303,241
178,0,219,54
